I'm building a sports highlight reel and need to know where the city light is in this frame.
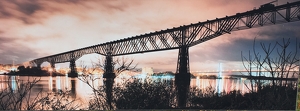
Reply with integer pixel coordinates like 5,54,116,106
48,68,53,72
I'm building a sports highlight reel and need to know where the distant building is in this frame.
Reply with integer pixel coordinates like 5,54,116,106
0,64,20,72
142,67,154,75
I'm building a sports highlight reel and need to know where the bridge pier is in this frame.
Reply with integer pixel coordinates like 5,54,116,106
102,55,115,109
36,62,42,68
50,61,56,72
68,59,78,77
175,45,191,108
175,29,191,108
103,55,116,78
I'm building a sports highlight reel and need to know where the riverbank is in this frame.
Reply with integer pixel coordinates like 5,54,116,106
5,66,65,76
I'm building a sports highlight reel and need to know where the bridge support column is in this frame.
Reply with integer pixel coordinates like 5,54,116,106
50,61,56,72
36,63,42,68
102,55,115,109
33,61,42,68
175,45,191,108
68,59,78,77
103,55,116,78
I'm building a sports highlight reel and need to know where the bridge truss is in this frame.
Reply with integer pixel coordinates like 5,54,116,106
30,1,300,77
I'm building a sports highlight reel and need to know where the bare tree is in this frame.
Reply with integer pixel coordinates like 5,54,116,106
78,56,138,110
78,60,99,75
91,56,137,76
241,37,299,109
0,76,80,110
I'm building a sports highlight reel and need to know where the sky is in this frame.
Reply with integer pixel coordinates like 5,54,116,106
0,0,300,72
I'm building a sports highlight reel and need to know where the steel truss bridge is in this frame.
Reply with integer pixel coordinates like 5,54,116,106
30,1,300,78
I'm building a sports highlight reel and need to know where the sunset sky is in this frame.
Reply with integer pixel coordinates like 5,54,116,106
0,0,300,72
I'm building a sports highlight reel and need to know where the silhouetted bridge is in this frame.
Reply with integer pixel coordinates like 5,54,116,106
30,1,300,78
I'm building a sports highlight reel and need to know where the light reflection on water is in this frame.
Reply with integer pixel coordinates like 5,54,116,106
0,75,257,106
191,77,250,94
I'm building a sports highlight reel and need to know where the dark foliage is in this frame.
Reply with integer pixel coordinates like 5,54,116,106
110,78,296,110
8,66,64,76
113,79,176,109
189,85,296,110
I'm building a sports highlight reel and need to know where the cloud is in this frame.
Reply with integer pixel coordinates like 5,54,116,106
0,1,44,24
12,1,42,15
0,37,39,64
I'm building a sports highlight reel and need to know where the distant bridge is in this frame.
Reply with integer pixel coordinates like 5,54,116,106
30,1,300,78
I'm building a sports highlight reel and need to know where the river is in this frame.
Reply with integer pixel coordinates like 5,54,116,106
0,75,255,96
